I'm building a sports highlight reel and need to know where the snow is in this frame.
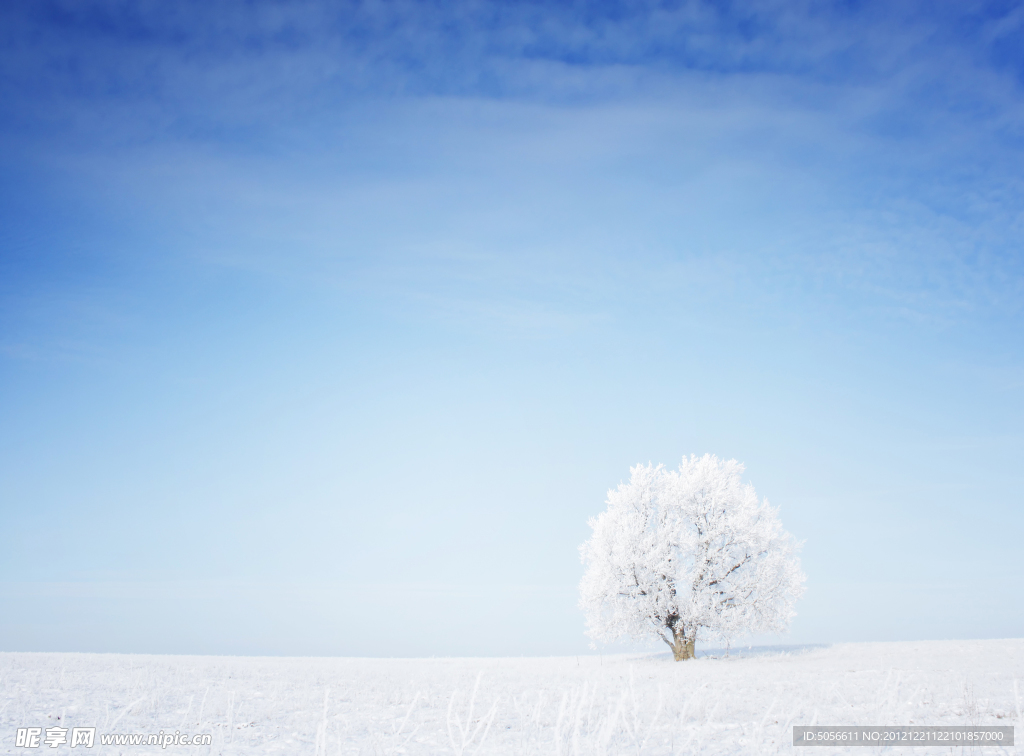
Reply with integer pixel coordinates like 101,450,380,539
2,639,1021,755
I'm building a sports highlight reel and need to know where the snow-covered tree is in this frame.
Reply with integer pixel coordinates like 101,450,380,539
579,454,805,661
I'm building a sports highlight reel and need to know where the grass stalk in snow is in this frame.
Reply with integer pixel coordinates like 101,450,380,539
447,672,497,756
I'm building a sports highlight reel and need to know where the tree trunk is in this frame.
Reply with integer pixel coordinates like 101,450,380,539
670,626,695,661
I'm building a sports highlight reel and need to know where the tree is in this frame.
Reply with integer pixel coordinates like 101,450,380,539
579,454,805,661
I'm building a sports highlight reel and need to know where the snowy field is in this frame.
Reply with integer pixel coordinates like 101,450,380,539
2,640,1021,755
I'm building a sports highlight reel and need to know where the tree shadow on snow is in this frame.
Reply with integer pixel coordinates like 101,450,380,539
636,643,830,662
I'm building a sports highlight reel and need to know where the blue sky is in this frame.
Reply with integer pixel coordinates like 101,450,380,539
1,0,1022,656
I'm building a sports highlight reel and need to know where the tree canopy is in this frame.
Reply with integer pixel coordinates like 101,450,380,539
579,454,805,660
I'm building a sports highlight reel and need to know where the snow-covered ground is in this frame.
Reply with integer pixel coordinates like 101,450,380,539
2,640,1021,755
